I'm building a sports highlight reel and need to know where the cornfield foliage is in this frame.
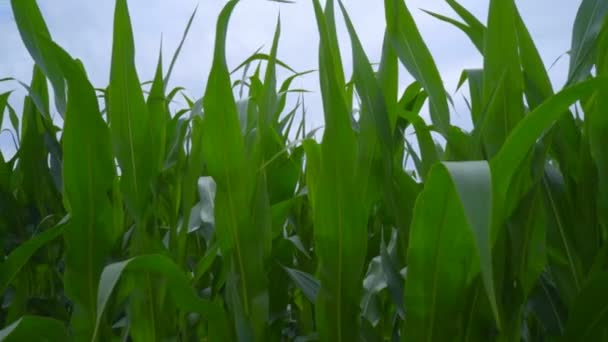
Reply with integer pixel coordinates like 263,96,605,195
1,0,608,340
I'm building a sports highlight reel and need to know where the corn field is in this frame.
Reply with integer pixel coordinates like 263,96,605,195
1,0,608,340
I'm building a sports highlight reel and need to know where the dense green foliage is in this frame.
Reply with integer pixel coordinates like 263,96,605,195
1,0,608,341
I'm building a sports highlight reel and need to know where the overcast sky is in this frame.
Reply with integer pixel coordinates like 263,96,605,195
0,0,580,155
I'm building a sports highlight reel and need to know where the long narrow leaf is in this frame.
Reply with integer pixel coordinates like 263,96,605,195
0,216,68,294
54,40,120,340
491,77,608,201
108,0,156,218
384,0,450,137
567,0,608,85
10,0,66,116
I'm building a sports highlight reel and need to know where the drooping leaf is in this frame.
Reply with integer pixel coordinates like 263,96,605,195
230,53,297,75
445,0,486,52
384,0,450,137
515,7,582,184
491,77,608,202
422,9,483,53
0,216,68,294
10,0,67,116
566,0,608,85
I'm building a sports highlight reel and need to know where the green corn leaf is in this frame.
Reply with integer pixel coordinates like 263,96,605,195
108,0,156,219
201,1,270,339
310,1,366,340
562,272,608,340
3,0,608,340
444,0,485,53
0,92,11,127
166,86,185,103
17,66,61,215
567,0,608,85
201,0,247,245
458,69,483,127
10,0,67,116
479,0,524,158
258,17,300,206
52,40,120,340
303,139,321,213
541,165,583,307
6,104,20,141
147,48,169,174
404,162,486,340
507,188,546,298
515,8,582,184
515,11,553,108
377,30,399,130
193,242,220,283
164,5,198,88
92,254,215,341
422,9,483,53
323,0,346,88
445,126,474,161
400,109,439,180
0,316,68,342
277,70,315,122
491,77,608,202
444,161,499,327
587,19,608,228
384,0,450,137
177,116,206,259
340,1,415,261
260,17,280,126
339,0,393,208
446,0,484,28
230,53,297,75
0,216,68,294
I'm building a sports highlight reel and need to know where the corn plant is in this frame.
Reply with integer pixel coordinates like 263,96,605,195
1,0,608,341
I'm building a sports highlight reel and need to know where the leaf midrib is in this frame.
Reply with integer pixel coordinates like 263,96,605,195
427,191,450,342
542,177,580,290
115,20,140,210
569,0,603,82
